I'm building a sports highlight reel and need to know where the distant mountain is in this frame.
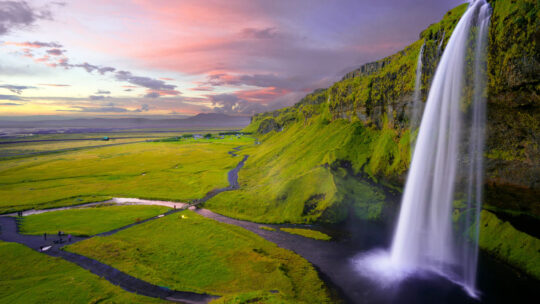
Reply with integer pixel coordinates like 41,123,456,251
0,113,251,130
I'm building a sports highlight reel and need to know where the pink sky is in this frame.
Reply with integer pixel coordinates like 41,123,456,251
0,0,463,117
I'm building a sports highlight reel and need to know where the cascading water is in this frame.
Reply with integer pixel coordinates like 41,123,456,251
355,0,491,298
410,42,424,141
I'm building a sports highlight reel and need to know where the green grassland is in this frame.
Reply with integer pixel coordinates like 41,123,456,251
19,205,171,236
0,241,163,304
0,138,150,158
66,210,333,303
0,136,253,214
280,228,331,241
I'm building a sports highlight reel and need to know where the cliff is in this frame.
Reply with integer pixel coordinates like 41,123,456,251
205,0,539,278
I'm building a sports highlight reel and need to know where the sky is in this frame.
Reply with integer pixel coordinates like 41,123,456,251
0,0,464,117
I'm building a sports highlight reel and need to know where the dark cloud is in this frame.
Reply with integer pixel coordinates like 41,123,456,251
46,48,63,56
0,102,22,105
95,90,111,95
6,41,62,48
74,62,99,73
133,104,150,112
144,92,160,98
89,95,106,100
0,84,36,94
0,1,52,36
241,27,277,39
0,94,25,101
98,66,115,74
115,71,179,95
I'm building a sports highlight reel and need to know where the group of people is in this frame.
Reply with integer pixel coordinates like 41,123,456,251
39,231,72,251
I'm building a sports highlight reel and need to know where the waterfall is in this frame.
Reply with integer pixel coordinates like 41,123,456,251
437,31,446,55
410,42,425,147
390,0,491,297
354,0,491,299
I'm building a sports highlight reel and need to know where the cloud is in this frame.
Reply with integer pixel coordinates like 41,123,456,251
115,71,180,96
89,95,106,100
0,94,25,101
5,41,62,48
133,104,150,112
0,102,22,106
58,106,130,113
0,1,52,36
46,48,63,56
0,84,36,94
95,90,111,95
144,92,160,98
189,86,214,92
39,83,70,87
207,93,267,115
240,27,277,39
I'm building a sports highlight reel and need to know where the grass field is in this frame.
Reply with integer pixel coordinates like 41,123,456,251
66,210,332,303
0,138,151,158
0,241,163,304
0,136,253,214
19,205,171,236
280,228,331,241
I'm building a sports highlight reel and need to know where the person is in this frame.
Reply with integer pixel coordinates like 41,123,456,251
40,246,43,252
68,234,72,242
43,233,47,240
174,205,176,209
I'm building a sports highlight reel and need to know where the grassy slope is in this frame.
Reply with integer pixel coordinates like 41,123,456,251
0,241,163,304
280,228,331,241
67,210,332,303
206,118,399,223
0,136,252,213
19,205,170,236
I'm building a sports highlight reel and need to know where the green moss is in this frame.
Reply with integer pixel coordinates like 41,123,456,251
280,228,331,241
478,210,540,279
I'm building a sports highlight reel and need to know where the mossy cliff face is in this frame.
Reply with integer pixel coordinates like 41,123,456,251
248,0,539,218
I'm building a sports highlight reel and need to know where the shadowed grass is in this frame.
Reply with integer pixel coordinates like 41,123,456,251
0,241,164,304
19,205,171,236
66,210,333,303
